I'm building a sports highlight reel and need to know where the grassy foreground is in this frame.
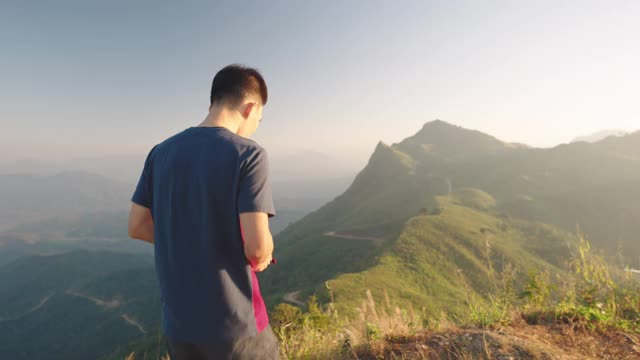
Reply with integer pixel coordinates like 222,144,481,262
123,235,639,359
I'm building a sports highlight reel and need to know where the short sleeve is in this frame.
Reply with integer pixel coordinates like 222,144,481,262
131,145,157,209
238,147,276,218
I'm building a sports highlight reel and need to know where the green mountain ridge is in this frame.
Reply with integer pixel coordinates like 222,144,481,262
0,250,160,360
317,191,575,319
260,120,640,311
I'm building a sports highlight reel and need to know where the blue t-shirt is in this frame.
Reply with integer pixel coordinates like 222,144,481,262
131,126,276,343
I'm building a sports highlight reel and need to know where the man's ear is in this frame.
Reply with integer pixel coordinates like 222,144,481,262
242,102,254,119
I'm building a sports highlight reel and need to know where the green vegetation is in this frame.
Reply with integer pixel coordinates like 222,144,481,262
0,250,160,360
450,188,496,211
301,194,573,320
263,236,640,359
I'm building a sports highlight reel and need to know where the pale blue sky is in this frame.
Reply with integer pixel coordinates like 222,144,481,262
1,0,638,164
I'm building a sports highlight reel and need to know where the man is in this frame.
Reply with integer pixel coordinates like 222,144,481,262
128,64,279,359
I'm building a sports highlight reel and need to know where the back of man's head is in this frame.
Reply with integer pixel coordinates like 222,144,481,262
210,64,268,108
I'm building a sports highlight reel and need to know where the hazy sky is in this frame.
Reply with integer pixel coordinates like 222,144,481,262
1,0,638,164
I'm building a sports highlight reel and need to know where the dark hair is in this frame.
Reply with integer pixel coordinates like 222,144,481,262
209,64,268,107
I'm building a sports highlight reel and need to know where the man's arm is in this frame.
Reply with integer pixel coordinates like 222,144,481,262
128,202,154,244
129,145,157,244
240,211,273,272
237,147,276,272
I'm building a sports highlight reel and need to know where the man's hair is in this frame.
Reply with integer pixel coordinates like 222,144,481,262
209,64,268,107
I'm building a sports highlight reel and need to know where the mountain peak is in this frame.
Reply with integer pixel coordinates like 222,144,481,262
369,141,414,169
349,141,416,186
373,140,391,153
395,120,506,160
420,119,457,129
412,120,500,140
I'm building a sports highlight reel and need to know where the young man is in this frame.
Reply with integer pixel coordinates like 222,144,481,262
128,64,279,359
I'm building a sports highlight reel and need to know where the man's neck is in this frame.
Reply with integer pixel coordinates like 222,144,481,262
198,108,240,134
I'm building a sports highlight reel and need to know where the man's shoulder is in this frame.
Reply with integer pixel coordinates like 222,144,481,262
225,132,265,152
223,133,268,159
153,128,190,149
151,128,267,160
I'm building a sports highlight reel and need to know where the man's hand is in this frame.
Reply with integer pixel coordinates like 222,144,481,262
250,254,273,272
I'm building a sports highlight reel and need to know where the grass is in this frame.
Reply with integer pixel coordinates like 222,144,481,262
311,194,573,321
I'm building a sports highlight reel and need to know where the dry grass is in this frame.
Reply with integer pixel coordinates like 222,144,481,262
353,321,640,360
123,291,638,360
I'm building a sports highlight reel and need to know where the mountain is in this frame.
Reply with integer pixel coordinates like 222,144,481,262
0,155,147,183
0,159,62,176
394,120,512,161
3,210,130,242
319,191,575,318
0,250,159,360
572,129,629,143
0,150,359,184
0,232,153,267
0,171,131,231
259,120,640,314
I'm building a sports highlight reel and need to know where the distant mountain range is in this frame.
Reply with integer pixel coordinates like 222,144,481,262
0,156,146,183
0,150,358,183
572,129,629,143
0,172,131,231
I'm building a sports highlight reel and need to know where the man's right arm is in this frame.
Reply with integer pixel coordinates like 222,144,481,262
237,147,276,272
239,212,273,272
